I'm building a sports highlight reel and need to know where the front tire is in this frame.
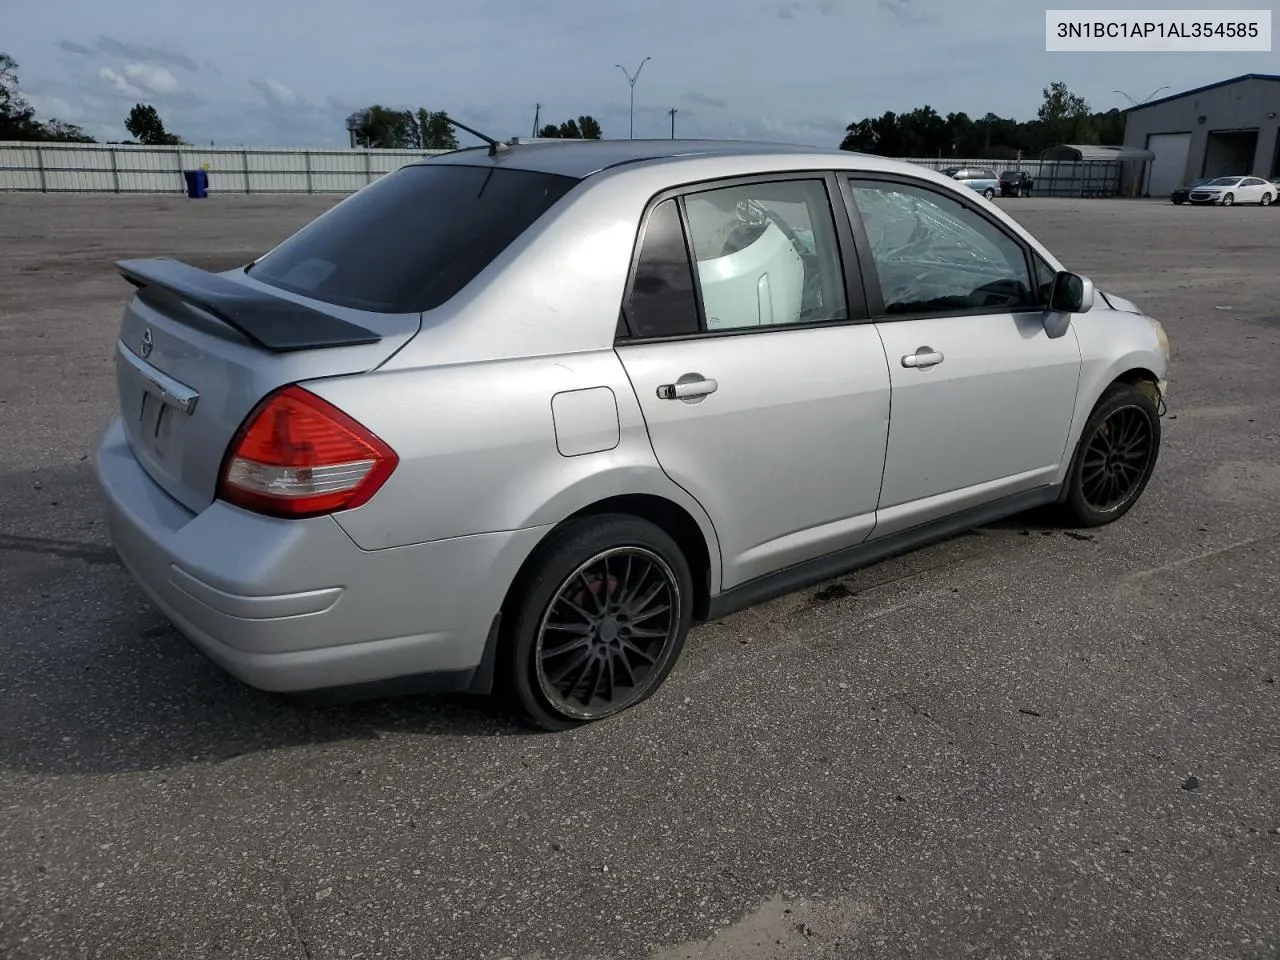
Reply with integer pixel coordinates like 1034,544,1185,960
1222,192,1235,206
1062,383,1161,527
983,188,996,200
506,514,694,730
1261,193,1272,206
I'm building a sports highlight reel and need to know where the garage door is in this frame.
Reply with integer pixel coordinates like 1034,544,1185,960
1145,133,1192,196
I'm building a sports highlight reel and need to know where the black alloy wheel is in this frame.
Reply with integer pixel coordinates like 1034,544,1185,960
507,515,693,730
1064,383,1161,527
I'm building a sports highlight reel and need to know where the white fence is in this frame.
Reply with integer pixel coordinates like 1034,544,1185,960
901,156,1132,197
1,142,1137,198
0,142,450,194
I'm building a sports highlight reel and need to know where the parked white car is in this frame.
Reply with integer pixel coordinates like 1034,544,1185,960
1186,176,1275,206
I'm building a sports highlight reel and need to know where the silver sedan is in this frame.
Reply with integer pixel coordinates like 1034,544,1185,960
94,139,1171,728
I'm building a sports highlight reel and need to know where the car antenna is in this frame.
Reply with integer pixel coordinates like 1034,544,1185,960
439,115,511,156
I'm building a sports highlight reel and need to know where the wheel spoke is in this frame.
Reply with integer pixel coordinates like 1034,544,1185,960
548,647,592,685
545,620,593,636
612,649,637,688
555,595,595,624
627,580,666,616
579,571,605,614
563,654,595,701
630,603,671,625
617,561,652,607
628,625,668,640
621,639,657,664
543,634,592,659
583,657,603,704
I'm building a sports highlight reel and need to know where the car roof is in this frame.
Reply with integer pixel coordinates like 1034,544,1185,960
418,138,857,179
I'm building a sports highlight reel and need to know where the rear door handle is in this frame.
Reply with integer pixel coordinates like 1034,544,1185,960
657,377,718,400
901,347,944,369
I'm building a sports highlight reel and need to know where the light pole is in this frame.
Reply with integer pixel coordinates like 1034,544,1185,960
669,107,678,139
1114,86,1169,107
616,57,651,139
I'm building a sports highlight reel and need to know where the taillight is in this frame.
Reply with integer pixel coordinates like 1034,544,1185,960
217,385,398,518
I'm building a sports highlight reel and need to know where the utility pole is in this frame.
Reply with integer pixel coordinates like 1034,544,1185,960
669,107,677,139
616,57,651,139
531,103,541,138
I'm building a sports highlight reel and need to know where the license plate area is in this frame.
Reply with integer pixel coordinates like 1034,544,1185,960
138,391,175,461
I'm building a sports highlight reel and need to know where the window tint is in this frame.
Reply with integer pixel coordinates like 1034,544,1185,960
247,164,577,313
623,199,700,339
681,180,846,331
849,179,1034,316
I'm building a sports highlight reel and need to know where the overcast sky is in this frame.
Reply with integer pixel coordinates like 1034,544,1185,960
7,0,1278,148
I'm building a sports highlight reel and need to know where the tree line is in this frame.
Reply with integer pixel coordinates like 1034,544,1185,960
839,82,1125,159
351,106,603,148
4,52,1120,159
0,53,93,141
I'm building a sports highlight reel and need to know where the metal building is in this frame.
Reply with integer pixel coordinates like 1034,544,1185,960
1122,74,1280,197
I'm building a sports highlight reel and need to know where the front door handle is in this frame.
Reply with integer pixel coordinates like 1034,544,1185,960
657,376,718,401
901,347,944,369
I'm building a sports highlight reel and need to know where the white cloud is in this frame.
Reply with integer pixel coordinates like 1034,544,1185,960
98,67,144,97
25,92,79,121
250,77,300,108
124,62,179,94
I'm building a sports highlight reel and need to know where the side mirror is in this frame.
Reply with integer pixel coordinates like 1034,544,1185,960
1048,271,1094,314
1042,271,1093,339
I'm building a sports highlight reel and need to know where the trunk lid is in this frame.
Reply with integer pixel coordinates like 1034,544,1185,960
113,259,420,514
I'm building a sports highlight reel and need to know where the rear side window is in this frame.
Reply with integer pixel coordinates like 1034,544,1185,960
623,199,701,338
247,164,577,313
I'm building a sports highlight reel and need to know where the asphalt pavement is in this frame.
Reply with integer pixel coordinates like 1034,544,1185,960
1,192,1277,960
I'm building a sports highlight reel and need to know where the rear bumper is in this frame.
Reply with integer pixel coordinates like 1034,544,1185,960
93,415,548,693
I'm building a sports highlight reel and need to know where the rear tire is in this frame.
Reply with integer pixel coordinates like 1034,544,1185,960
983,188,996,200
1062,383,1161,528
505,514,693,730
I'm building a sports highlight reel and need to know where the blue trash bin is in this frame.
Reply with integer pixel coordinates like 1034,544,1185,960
182,169,208,199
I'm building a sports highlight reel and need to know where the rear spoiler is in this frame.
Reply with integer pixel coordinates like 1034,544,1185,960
116,259,383,353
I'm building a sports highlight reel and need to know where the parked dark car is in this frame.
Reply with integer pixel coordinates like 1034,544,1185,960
1170,178,1211,204
999,170,1034,197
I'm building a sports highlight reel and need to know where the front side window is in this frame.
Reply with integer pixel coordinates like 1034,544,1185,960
681,180,846,331
848,178,1034,316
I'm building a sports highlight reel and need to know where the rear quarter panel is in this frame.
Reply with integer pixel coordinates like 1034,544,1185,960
304,351,725,591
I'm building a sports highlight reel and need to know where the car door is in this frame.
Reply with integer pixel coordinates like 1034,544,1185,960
839,174,1083,539
614,175,892,590
1244,177,1269,202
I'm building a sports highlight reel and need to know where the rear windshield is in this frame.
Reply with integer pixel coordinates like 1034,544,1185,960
247,164,578,313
